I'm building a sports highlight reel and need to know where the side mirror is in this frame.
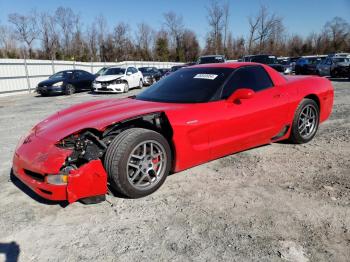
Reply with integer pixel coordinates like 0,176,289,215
227,88,255,103
126,72,132,76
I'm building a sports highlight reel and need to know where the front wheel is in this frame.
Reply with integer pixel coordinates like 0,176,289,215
65,84,75,95
289,98,319,144
104,128,172,198
123,82,129,93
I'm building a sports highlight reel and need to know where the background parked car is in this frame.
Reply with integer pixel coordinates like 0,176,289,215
197,55,226,64
317,56,350,78
92,66,143,93
295,56,326,75
138,67,162,85
242,54,285,73
36,70,95,96
158,68,170,78
164,65,186,77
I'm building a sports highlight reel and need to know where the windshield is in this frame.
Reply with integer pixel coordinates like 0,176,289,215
250,56,277,64
103,68,125,75
136,67,234,103
49,71,69,79
199,56,225,64
170,66,184,72
333,58,350,63
139,67,155,73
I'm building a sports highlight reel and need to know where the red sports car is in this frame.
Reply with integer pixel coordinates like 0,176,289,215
12,63,334,204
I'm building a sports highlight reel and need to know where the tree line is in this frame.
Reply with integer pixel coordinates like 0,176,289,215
0,2,349,62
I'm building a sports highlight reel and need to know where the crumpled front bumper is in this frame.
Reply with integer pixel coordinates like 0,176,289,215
12,134,107,203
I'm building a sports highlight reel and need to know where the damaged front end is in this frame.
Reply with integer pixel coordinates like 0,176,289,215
55,130,109,203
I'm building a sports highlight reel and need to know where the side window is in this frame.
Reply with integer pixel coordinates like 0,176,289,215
132,67,138,74
221,66,273,99
326,59,332,65
126,67,133,74
74,71,83,79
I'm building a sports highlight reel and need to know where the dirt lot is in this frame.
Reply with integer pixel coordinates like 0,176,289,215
0,80,349,262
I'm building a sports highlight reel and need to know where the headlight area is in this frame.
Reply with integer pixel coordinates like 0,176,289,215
52,81,63,87
56,130,108,168
54,130,109,203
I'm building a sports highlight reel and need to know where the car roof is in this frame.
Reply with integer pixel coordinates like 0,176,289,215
189,62,261,69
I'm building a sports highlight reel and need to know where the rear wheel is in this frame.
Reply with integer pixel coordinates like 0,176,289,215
290,98,319,144
138,79,143,89
104,128,171,198
65,84,75,95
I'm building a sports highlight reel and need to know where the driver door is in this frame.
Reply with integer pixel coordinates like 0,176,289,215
208,66,289,160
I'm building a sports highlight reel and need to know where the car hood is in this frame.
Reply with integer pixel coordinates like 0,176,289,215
34,98,184,142
38,78,65,87
141,72,154,77
96,75,124,82
336,62,350,67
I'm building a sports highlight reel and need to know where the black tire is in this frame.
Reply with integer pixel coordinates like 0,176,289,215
123,82,129,93
104,128,171,198
65,84,75,95
138,79,143,89
289,98,319,144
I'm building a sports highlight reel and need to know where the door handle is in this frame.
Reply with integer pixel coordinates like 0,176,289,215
273,94,281,98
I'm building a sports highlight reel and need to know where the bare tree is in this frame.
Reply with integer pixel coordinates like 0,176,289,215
95,15,107,61
163,11,184,60
8,12,38,58
247,5,284,54
323,17,350,52
0,24,19,58
86,23,98,61
135,23,154,60
55,7,79,59
206,0,224,54
38,13,59,59
222,1,230,53
182,29,200,61
113,22,132,61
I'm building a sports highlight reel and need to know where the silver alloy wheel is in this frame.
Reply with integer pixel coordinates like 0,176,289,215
298,104,317,139
126,140,167,191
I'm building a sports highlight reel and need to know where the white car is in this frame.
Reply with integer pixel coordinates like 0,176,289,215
92,66,143,93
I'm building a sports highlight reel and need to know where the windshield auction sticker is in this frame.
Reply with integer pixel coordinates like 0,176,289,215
194,74,218,80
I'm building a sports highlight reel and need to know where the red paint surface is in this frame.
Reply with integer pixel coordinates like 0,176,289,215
12,63,334,203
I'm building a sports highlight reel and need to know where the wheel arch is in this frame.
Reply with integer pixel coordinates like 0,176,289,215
304,94,320,111
102,112,176,170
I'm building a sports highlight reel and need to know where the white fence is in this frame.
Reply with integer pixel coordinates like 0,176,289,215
0,59,184,94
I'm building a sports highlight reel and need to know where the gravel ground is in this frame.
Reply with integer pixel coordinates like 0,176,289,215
0,80,349,262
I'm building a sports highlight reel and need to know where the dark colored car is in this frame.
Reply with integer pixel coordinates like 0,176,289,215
242,55,284,73
138,67,162,85
317,57,350,78
295,57,326,75
36,70,96,96
164,65,186,77
197,55,226,64
158,68,170,77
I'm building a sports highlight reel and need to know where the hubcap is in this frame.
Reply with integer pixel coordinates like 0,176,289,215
127,140,166,190
298,104,317,139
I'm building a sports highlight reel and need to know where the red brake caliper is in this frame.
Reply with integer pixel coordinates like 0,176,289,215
152,156,160,171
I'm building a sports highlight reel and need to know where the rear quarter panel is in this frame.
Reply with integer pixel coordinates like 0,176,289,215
283,76,334,123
